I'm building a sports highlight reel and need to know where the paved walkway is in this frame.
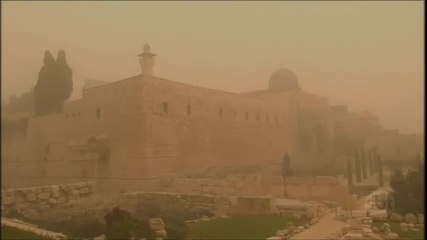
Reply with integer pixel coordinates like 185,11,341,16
289,211,347,240
1,217,67,239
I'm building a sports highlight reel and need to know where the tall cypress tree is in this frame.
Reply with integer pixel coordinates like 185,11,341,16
377,154,384,187
361,149,367,179
367,148,372,175
34,51,56,115
347,158,354,194
34,49,73,115
354,150,362,183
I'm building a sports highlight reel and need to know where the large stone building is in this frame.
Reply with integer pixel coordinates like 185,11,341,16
1,44,423,189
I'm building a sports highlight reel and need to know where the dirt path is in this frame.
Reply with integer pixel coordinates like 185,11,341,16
289,211,347,240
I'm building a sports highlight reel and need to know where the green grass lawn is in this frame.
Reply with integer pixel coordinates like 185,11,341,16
372,221,424,240
1,225,47,240
189,215,307,240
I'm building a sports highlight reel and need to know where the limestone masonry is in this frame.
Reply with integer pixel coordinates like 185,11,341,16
1,45,424,191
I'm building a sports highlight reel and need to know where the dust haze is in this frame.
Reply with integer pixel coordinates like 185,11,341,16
1,2,424,240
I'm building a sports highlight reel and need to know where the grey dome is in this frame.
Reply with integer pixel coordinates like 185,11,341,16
268,68,299,91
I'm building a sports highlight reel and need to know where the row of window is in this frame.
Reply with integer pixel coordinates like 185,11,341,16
66,112,81,118
162,101,287,123
65,108,101,119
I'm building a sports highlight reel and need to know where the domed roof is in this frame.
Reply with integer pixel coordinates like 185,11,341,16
268,68,299,91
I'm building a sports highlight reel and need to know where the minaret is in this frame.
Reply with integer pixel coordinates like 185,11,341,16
138,43,156,76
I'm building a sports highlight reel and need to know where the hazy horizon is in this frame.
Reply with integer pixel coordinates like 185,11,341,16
1,1,424,134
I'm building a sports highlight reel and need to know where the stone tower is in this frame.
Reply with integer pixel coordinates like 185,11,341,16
138,44,156,76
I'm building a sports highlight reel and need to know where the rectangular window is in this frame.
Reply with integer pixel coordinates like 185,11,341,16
96,108,101,119
245,112,249,121
186,104,191,115
163,102,169,113
219,108,223,118
266,114,269,122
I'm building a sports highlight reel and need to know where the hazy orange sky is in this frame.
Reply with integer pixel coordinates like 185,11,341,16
1,1,424,134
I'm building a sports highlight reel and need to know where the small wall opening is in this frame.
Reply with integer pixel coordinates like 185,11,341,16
163,102,169,114
219,108,223,118
186,104,191,115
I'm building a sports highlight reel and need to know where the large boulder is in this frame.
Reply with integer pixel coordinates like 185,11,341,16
149,218,166,231
390,213,403,222
369,210,387,222
342,232,364,239
404,213,417,224
400,223,409,232
366,232,382,240
383,232,399,240
37,192,50,200
2,197,14,205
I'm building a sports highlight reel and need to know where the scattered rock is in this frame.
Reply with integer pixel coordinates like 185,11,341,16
37,192,50,200
48,198,57,205
383,232,399,240
342,232,364,239
70,189,79,196
310,217,319,225
25,193,37,202
404,213,417,224
79,187,91,195
266,237,282,240
366,232,382,240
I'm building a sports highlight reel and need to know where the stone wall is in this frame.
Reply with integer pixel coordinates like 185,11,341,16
117,191,231,215
1,182,96,217
99,174,355,210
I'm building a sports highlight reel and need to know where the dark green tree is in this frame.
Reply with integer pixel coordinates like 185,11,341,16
368,148,374,176
281,151,293,176
361,149,367,179
390,165,424,215
377,154,384,187
354,150,362,183
281,151,292,197
34,49,73,115
55,50,73,103
105,207,137,240
347,158,354,194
